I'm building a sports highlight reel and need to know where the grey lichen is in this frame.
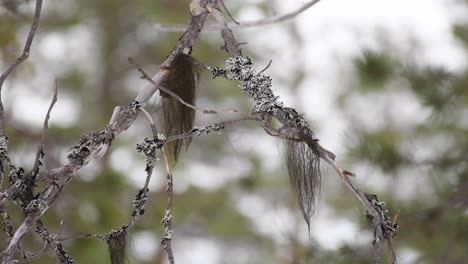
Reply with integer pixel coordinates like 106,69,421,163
67,130,114,166
132,187,149,217
136,134,164,170
214,56,281,114
36,224,74,264
365,193,399,239
189,123,225,136
211,56,322,231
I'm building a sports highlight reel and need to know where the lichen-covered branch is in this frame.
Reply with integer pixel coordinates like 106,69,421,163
1,1,218,261
0,0,398,263
209,54,398,263
160,150,175,264
206,10,399,260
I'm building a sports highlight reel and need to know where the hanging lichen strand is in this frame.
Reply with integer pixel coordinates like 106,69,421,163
284,132,321,232
160,53,198,163
211,56,321,230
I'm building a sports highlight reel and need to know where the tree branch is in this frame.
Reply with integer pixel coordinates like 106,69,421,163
205,8,398,260
1,1,217,261
0,0,43,136
160,149,174,264
154,0,322,32
129,57,241,115
30,84,58,181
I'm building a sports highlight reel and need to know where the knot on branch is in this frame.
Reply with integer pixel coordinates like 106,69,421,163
110,101,142,133
365,193,399,239
25,199,46,215
189,0,208,16
8,167,24,184
67,130,114,166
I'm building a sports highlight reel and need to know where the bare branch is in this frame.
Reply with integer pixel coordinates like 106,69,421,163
258,59,273,74
219,0,240,25
130,57,242,115
0,0,43,136
154,0,322,32
207,3,242,56
35,221,73,264
12,246,49,264
30,83,58,179
239,0,322,28
164,116,258,144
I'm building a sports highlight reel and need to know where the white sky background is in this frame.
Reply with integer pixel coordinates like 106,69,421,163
2,0,467,263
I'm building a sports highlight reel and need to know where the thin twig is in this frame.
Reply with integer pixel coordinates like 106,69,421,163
258,60,273,74
0,0,43,136
161,149,175,264
387,236,398,264
30,83,58,179
59,233,105,241
129,57,242,114
128,106,157,228
12,246,49,264
0,0,43,191
239,0,322,27
220,0,240,25
154,0,322,32
387,210,400,264
34,221,73,263
207,3,242,56
164,116,258,143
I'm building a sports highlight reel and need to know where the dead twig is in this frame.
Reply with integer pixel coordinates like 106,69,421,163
154,0,322,32
259,59,273,74
129,57,242,114
0,0,43,136
30,83,58,180
219,0,240,25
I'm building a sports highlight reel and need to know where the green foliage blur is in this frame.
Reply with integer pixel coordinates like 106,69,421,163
1,0,468,264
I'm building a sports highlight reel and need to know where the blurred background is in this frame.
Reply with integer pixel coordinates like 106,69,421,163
1,0,468,263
